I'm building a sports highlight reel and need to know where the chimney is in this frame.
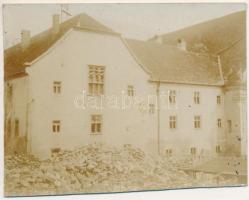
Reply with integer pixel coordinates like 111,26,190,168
52,14,60,34
154,35,163,44
177,38,187,51
21,30,31,50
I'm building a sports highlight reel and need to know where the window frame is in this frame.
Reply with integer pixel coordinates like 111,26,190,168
217,95,221,104
216,145,221,153
169,115,177,129
91,115,102,134
194,115,201,129
7,119,11,138
14,119,19,137
52,120,61,133
194,91,200,104
169,90,176,104
165,149,173,157
127,85,134,97
149,103,155,114
88,65,105,96
53,81,61,94
217,118,222,128
227,120,232,133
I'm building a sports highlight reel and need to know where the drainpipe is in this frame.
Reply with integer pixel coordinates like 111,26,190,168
25,66,32,154
156,80,161,155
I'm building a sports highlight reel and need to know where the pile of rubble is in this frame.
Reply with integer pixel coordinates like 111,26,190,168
5,143,191,196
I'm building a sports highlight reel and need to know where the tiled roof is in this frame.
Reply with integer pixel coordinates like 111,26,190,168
148,11,246,86
126,39,223,85
151,11,246,55
5,12,243,87
4,13,117,80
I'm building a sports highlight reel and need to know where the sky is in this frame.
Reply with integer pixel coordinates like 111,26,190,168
3,3,246,48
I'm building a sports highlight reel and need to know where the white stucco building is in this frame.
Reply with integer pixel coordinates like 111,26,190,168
4,12,246,159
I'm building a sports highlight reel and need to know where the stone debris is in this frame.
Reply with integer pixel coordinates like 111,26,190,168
4,143,202,196
4,143,190,196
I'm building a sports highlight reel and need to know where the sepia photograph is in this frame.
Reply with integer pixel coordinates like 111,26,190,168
2,2,247,197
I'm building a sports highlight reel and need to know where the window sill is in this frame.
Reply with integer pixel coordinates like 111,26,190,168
90,133,102,135
53,94,62,97
87,94,104,97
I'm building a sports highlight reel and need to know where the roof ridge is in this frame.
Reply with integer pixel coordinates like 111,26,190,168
152,10,246,40
4,14,80,52
126,38,218,59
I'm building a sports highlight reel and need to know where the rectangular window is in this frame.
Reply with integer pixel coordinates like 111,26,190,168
169,90,176,104
88,65,105,95
190,147,197,155
217,119,222,128
91,115,102,134
169,116,177,129
194,116,201,128
149,104,155,114
217,96,221,104
7,85,13,98
52,120,60,133
53,81,61,94
7,119,11,137
165,149,172,157
127,85,134,96
194,92,200,104
216,145,221,153
15,119,19,137
227,120,232,133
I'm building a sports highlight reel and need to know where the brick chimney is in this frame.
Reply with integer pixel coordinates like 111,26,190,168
52,14,60,34
21,30,31,50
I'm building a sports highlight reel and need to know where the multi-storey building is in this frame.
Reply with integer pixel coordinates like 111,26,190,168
4,11,246,159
